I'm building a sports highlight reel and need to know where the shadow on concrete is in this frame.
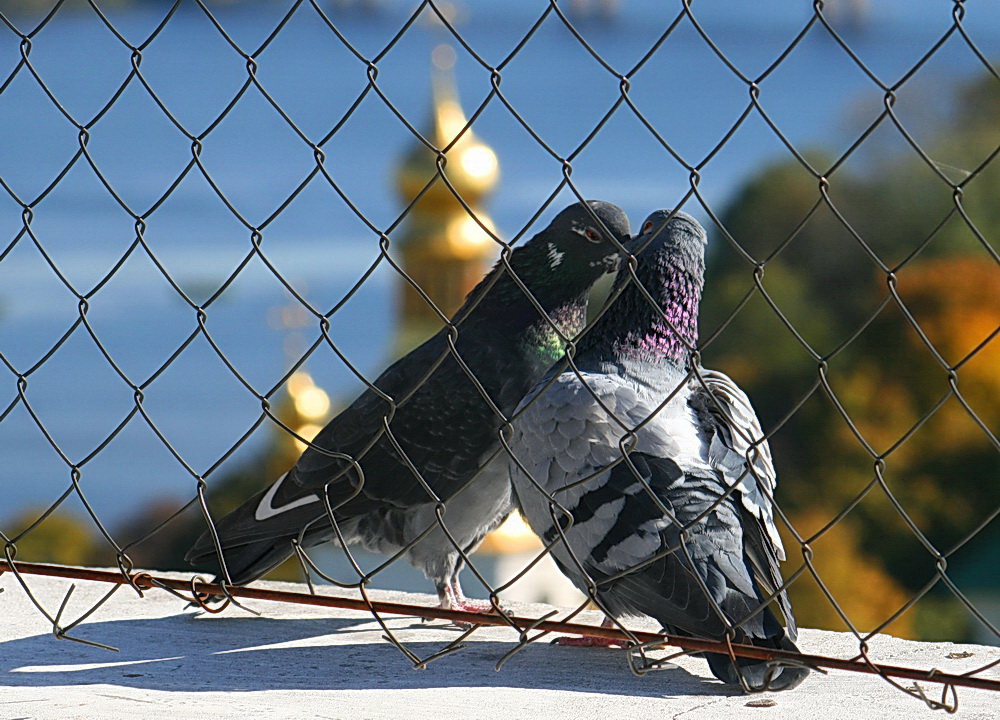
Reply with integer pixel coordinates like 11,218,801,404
0,613,733,698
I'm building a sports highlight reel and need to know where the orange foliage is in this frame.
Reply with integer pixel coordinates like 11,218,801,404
897,256,999,400
832,256,998,466
781,510,915,639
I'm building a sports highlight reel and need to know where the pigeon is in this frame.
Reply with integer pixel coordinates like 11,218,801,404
508,210,808,691
186,201,631,612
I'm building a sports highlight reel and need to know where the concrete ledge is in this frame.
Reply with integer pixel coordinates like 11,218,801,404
2,570,998,719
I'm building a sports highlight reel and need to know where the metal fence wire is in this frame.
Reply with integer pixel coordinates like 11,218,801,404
1,0,999,710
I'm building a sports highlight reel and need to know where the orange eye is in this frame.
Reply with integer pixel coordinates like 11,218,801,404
642,221,654,233
585,228,602,243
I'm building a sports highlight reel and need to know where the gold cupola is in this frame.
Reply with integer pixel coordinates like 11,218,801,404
269,370,333,477
393,44,500,355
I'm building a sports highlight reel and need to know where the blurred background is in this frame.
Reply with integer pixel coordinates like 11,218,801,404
1,0,997,645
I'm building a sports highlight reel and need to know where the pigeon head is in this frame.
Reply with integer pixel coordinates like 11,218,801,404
581,209,707,368
533,200,631,282
458,200,629,343
498,200,629,363
629,209,707,281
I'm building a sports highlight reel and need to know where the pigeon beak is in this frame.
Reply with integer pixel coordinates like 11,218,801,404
624,233,648,257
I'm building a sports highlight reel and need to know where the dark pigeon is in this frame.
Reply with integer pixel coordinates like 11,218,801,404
509,210,807,691
187,201,631,611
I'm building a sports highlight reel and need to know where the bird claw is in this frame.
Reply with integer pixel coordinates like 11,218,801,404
447,599,505,628
448,598,502,615
550,635,629,648
426,594,504,627
437,582,503,617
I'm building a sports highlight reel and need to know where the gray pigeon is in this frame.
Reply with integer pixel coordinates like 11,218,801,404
187,201,631,611
508,210,807,691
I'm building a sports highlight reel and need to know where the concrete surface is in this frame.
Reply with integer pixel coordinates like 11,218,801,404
2,570,998,719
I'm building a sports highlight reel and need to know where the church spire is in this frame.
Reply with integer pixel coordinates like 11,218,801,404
393,44,500,354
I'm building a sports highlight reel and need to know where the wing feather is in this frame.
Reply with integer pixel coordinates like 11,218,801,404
689,368,783,558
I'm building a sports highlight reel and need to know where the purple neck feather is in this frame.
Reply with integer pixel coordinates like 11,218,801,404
617,266,701,366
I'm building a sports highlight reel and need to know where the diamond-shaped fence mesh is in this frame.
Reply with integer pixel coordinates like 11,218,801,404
1,0,998,708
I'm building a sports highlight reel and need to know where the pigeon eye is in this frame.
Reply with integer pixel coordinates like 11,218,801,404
584,228,602,243
642,221,654,233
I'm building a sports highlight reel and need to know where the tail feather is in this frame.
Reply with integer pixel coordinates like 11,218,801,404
185,479,332,587
598,539,808,691
704,630,808,692
186,535,299,587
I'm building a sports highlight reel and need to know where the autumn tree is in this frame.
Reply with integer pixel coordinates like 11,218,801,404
701,69,999,640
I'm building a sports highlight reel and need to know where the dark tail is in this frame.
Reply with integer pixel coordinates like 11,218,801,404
704,630,809,692
185,480,332,587
186,532,299,587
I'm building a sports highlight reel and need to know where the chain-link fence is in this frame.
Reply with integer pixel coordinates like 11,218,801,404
1,0,998,709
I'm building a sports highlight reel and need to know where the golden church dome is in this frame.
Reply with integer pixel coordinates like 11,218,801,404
396,44,499,213
392,44,501,353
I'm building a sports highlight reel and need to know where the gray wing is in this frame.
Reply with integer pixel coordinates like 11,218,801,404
688,366,796,637
509,370,672,571
510,368,790,637
508,371,725,627
689,367,782,556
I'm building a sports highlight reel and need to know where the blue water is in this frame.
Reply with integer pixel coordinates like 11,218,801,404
1,0,998,527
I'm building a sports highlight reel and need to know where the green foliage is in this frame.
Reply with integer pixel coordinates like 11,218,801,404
3,511,100,567
702,68,1000,639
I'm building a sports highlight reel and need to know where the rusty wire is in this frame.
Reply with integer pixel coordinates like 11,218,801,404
5,559,1000,700
1,0,998,712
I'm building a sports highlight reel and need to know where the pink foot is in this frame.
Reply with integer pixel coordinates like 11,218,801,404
552,635,630,648
448,597,499,614
552,618,629,647
437,583,501,615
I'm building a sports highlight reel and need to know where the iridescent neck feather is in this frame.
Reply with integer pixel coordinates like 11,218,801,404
616,267,700,366
523,299,588,364
580,259,702,369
